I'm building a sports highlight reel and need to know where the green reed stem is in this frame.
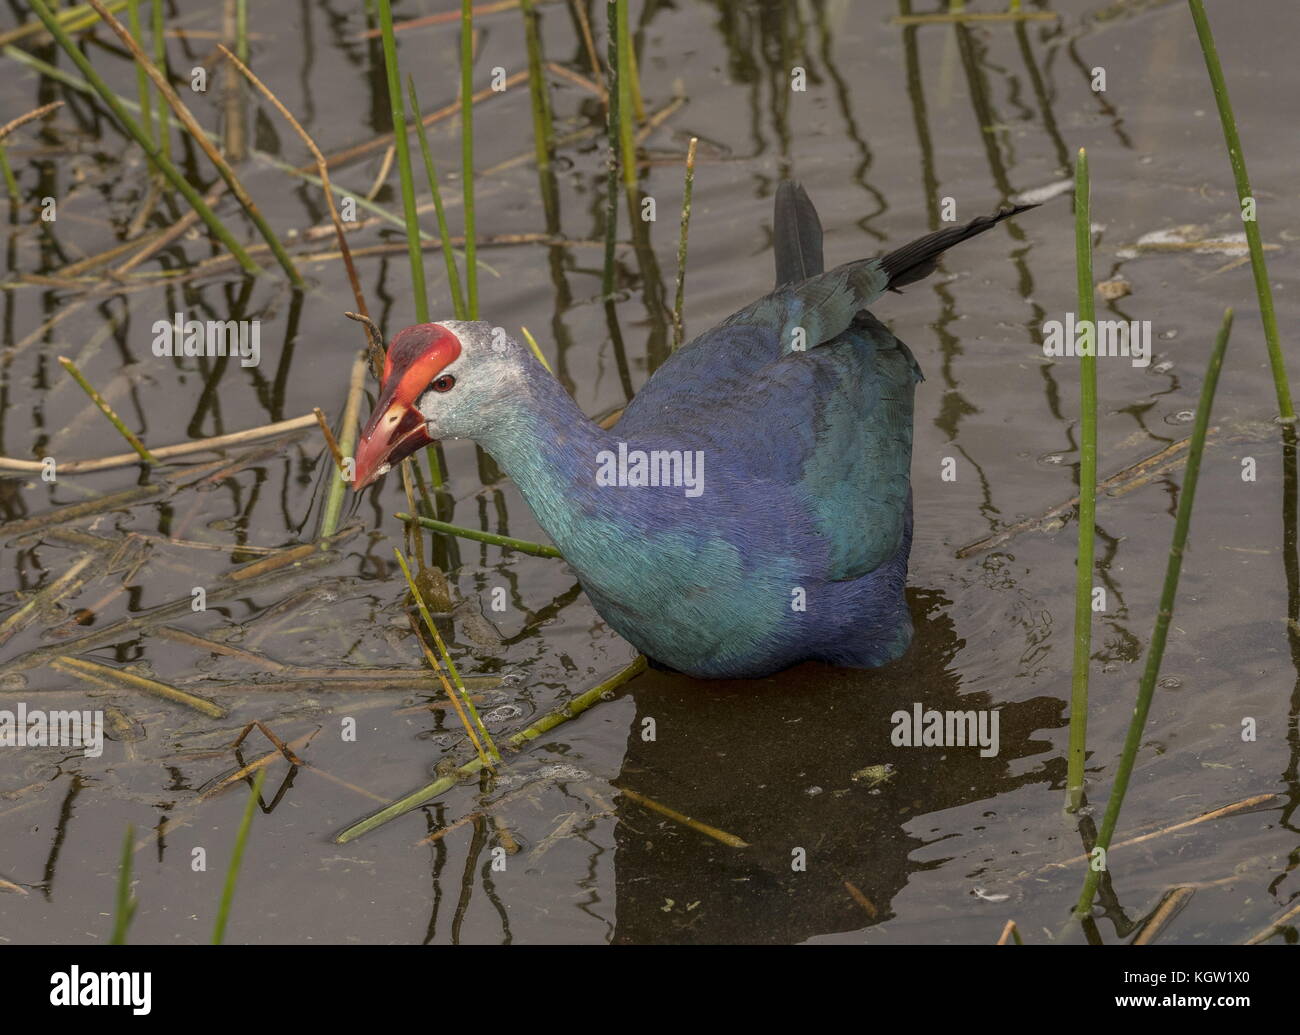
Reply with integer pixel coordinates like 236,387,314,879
519,0,556,226
672,136,699,352
58,356,157,464
0,147,17,207
110,825,136,944
27,0,259,274
1075,308,1233,917
212,768,266,945
375,0,428,321
394,547,499,765
1066,147,1096,811
334,655,646,843
86,0,302,285
235,0,248,63
600,3,621,298
614,0,636,197
395,512,561,558
150,0,169,161
1188,0,1291,422
408,78,466,320
460,0,478,317
126,0,151,148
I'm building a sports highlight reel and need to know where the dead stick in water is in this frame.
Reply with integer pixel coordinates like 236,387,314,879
50,656,226,717
0,414,316,475
956,431,1217,558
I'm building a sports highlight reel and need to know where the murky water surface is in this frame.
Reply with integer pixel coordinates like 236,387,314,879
0,0,1297,944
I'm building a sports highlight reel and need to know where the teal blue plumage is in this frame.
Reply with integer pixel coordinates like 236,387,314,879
466,184,1032,677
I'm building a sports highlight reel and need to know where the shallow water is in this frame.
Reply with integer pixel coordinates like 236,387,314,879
0,0,1297,945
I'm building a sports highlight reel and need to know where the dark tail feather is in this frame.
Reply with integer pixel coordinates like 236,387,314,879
880,203,1038,291
773,180,825,288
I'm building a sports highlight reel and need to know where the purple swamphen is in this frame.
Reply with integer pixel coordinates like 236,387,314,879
353,183,1033,678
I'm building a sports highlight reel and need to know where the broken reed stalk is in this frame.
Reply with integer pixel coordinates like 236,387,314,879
1187,0,1293,422
0,100,64,210
312,407,346,477
519,325,554,374
57,356,157,464
1075,308,1234,917
211,768,267,945
110,826,137,944
24,0,258,274
672,136,699,351
1066,147,1096,812
217,45,367,323
461,0,479,317
149,0,169,160
334,654,647,843
395,511,561,558
408,79,467,320
51,656,226,717
85,0,303,286
0,100,64,143
0,413,315,475
375,0,429,321
125,0,151,147
393,547,499,766
319,351,367,539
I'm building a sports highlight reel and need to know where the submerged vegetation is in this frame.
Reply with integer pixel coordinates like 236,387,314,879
0,0,1294,947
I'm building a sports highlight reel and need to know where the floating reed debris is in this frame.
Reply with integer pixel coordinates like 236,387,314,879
85,0,303,286
395,512,562,558
461,0,479,317
56,356,158,465
996,920,1022,945
375,0,429,321
211,768,267,945
334,654,646,843
1131,886,1196,945
50,656,227,718
1066,148,1096,812
1187,0,1293,422
110,826,137,944
394,547,499,765
618,786,749,848
408,79,467,320
25,0,259,275
0,553,96,647
1075,309,1234,918
672,136,699,351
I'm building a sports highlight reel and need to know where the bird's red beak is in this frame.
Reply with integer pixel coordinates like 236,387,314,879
352,324,461,490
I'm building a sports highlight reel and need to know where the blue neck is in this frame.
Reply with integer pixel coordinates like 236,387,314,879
474,369,629,574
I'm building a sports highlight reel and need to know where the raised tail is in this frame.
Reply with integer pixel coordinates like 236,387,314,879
773,180,825,288
880,203,1038,291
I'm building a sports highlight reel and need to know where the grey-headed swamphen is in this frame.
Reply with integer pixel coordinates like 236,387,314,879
353,183,1033,678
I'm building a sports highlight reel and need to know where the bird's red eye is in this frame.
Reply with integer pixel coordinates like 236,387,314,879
432,374,456,392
